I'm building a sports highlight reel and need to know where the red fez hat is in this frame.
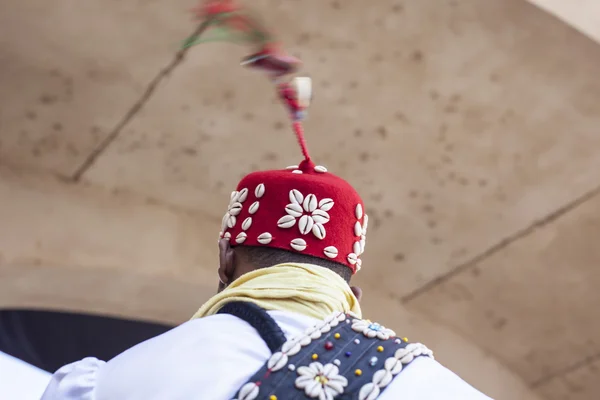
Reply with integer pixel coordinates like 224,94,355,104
219,77,368,273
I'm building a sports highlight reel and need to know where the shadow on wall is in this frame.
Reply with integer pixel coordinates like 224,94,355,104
0,309,173,373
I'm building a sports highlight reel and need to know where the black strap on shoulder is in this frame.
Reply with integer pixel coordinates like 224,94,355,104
217,301,286,353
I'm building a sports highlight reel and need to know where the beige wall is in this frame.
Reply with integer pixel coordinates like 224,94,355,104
2,0,600,398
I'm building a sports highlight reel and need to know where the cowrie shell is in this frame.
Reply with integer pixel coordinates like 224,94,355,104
353,241,361,255
373,370,393,388
312,223,326,239
312,209,330,224
318,198,334,211
289,189,304,205
238,188,248,203
257,232,273,244
354,221,362,236
224,232,231,239
229,202,242,216
314,165,328,173
355,204,363,219
303,194,317,212
267,352,288,372
285,203,303,217
385,357,403,375
226,215,236,228
324,246,338,258
298,215,314,235
277,215,296,229
290,238,307,251
238,382,259,400
347,253,358,265
292,170,303,174
248,201,260,214
358,383,380,400
286,165,299,170
235,232,247,244
242,217,252,231
254,184,265,198
356,258,363,271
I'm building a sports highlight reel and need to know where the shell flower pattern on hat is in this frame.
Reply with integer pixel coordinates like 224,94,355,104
221,188,249,232
295,362,348,400
277,189,334,240
351,319,396,340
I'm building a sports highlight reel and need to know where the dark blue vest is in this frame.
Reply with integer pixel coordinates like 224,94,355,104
218,302,433,400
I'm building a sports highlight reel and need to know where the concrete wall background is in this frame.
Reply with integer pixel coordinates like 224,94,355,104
2,1,600,399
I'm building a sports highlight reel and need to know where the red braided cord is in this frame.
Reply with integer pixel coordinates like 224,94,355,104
292,121,310,161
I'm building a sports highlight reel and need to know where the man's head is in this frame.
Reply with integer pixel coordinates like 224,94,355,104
216,158,369,290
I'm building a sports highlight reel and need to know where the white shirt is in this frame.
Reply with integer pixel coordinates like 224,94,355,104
0,351,51,400
41,311,493,400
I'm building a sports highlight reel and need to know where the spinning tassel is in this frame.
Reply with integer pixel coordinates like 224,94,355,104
183,0,272,48
184,0,313,161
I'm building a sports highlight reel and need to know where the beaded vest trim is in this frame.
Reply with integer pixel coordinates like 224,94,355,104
220,302,434,400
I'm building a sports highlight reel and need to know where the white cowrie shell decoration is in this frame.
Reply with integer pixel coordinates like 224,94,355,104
242,217,252,231
290,238,307,251
358,383,380,400
267,352,288,372
248,201,260,214
227,215,236,228
314,165,328,173
238,382,259,400
224,232,231,239
384,357,404,375
236,232,247,244
229,202,243,216
347,253,358,265
238,188,249,203
354,221,362,237
312,209,330,224
324,246,338,258
312,223,326,240
394,348,409,359
286,165,299,170
292,170,303,174
277,215,296,229
318,198,334,211
303,194,317,212
356,258,362,271
353,241,361,256
373,369,393,388
230,191,239,201
355,204,364,219
285,203,303,217
289,189,304,205
254,184,265,198
298,215,314,235
257,232,273,244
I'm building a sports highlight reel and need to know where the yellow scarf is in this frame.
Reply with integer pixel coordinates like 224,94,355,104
191,263,362,320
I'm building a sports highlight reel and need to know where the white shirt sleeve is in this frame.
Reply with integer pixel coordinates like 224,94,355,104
40,357,106,400
380,356,494,400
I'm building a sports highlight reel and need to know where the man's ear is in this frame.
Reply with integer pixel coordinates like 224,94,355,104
350,286,363,302
218,238,236,287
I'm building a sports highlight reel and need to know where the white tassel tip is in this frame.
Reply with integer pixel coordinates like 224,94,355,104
292,77,312,109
